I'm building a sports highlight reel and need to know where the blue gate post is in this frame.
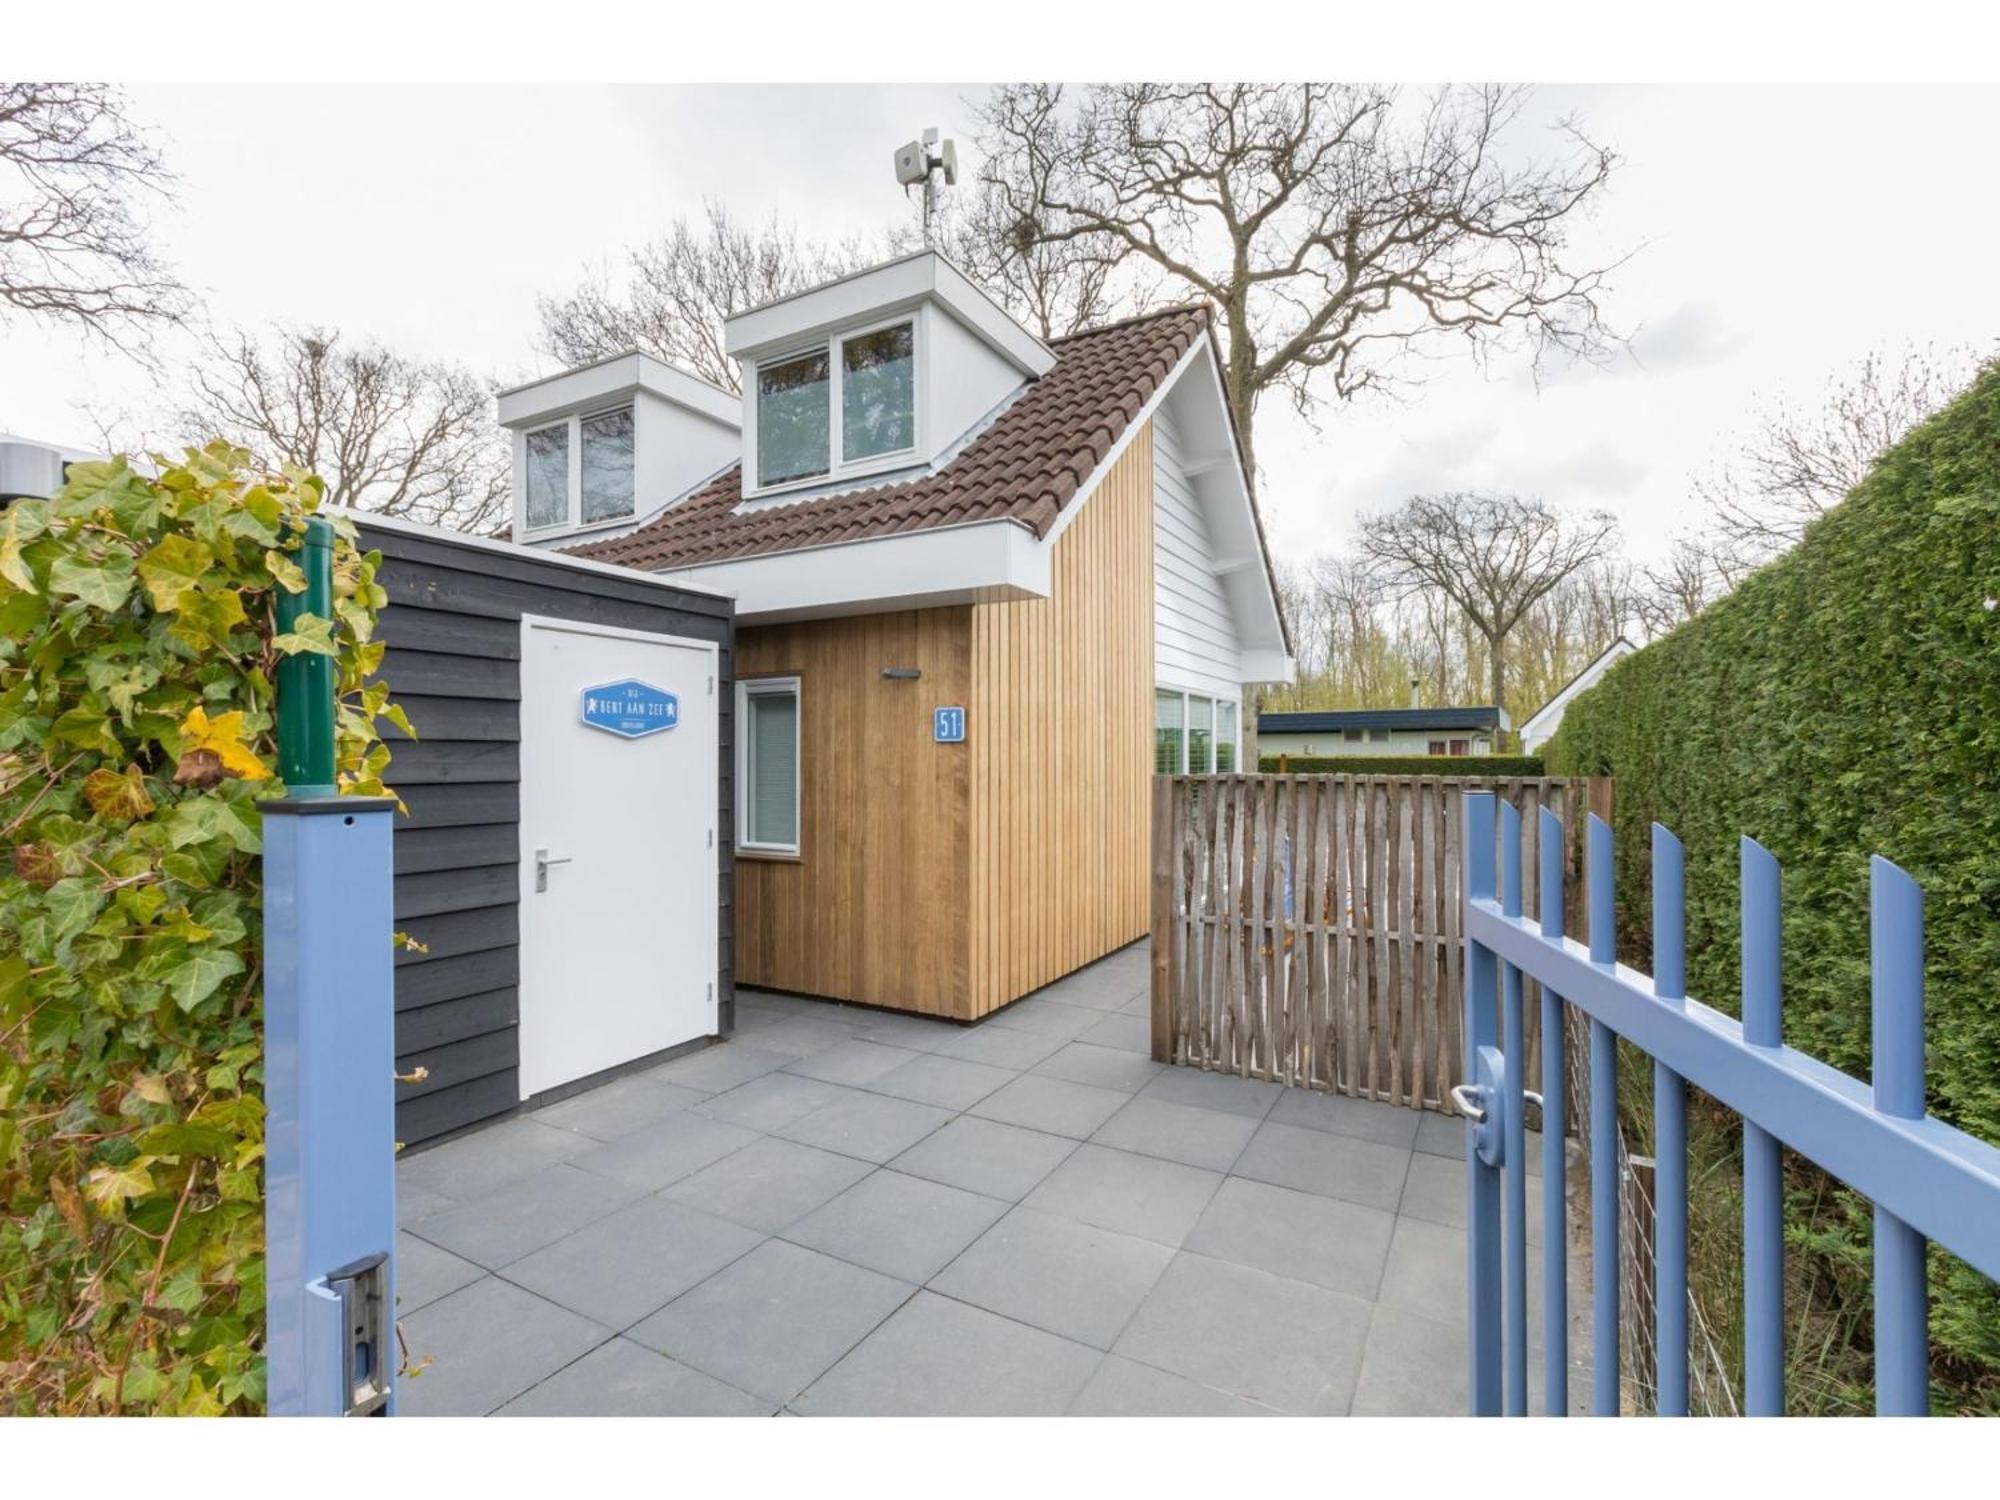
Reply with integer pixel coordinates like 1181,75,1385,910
1870,857,1929,1416
1536,807,1568,1416
1585,814,1619,1415
262,515,399,1417
1463,792,1503,1415
1651,826,1690,1415
1740,837,1786,1416
1498,800,1528,1416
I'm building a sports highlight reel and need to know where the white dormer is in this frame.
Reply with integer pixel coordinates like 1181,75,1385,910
497,353,740,544
724,251,1056,501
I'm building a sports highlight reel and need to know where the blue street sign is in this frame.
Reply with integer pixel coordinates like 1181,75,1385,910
934,706,966,743
580,679,680,739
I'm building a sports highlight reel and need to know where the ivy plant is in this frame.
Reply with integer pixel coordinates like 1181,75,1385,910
0,442,402,1414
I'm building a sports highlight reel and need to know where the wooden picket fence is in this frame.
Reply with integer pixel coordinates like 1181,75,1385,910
1147,773,1612,1111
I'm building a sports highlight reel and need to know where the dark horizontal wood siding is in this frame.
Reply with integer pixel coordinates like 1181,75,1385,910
359,521,734,1148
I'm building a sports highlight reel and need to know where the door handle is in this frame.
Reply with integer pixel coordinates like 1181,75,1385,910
534,848,574,893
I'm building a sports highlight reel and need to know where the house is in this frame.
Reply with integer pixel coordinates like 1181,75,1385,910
499,250,1293,1020
1257,705,1505,759
1518,637,1636,752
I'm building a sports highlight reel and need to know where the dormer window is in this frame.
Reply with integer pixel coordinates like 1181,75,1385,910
521,405,637,534
751,318,917,492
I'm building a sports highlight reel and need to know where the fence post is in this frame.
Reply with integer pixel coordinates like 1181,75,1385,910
1870,856,1929,1416
1463,791,1502,1415
1150,777,1175,1064
262,515,399,1417
1536,805,1569,1416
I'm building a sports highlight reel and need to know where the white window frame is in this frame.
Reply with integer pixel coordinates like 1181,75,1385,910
736,675,802,857
1155,686,1241,774
518,403,638,538
743,311,924,499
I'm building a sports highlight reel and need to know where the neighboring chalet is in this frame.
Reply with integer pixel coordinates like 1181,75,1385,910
1518,637,1636,752
1257,705,1505,759
500,251,1293,1020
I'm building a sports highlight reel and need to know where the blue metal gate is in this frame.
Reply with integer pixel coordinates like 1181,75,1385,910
1457,791,2000,1416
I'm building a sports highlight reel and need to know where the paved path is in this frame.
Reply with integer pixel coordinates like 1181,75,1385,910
395,942,1577,1415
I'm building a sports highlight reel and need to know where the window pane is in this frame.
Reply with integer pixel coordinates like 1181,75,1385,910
1154,690,1184,774
1343,729,1364,743
1216,702,1238,772
758,352,830,486
1187,695,1213,774
842,323,914,461
580,407,635,523
748,689,799,848
525,424,568,530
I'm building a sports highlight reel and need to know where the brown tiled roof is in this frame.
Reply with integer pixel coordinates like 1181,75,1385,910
567,304,1212,572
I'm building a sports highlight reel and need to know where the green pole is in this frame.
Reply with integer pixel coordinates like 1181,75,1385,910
275,515,338,797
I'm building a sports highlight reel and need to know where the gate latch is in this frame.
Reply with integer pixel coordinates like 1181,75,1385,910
1448,1045,1509,1167
324,1251,391,1416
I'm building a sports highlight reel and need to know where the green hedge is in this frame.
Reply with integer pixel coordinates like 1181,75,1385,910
1255,753,1544,777
1548,363,2000,1408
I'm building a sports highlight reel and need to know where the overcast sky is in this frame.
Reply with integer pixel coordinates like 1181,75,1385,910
4,82,1996,566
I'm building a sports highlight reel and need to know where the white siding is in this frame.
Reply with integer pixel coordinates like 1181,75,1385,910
1152,403,1245,703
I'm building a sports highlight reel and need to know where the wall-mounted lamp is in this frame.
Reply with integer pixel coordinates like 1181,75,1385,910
881,667,922,680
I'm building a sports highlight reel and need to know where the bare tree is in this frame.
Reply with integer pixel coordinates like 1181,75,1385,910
1636,535,1734,636
925,179,1139,341
0,82,188,342
537,201,871,392
170,325,507,531
978,83,1622,484
1358,492,1618,725
1697,342,1989,565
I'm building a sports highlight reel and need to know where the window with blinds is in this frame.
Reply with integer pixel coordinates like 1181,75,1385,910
1155,689,1184,774
1216,701,1238,771
741,678,800,853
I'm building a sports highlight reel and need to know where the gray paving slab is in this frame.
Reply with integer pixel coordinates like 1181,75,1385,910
1349,1301,1466,1416
396,1116,587,1201
409,1162,641,1269
568,1111,761,1193
783,1038,923,1087
1023,1143,1222,1247
1090,1095,1259,1172
399,1276,610,1416
1030,1041,1165,1094
931,1023,1067,1071
846,1011,967,1052
864,1051,1015,1111
395,1229,483,1316
794,1290,1101,1416
691,1071,852,1133
1077,1010,1152,1054
1268,1088,1423,1147
529,1075,711,1142
982,997,1104,1039
1114,1252,1373,1416
495,1337,776,1416
784,1168,1007,1283
774,1090,953,1164
930,1205,1175,1348
395,1178,456,1227
649,1041,793,1093
1400,1147,1543,1241
732,1014,862,1059
664,1134,875,1233
500,1194,764,1329
888,1115,1079,1201
1068,1355,1278,1417
1183,1176,1396,1299
1231,1119,1413,1213
628,1239,912,1404
1373,1214,1465,1324
969,1073,1131,1139
1139,1066,1282,1119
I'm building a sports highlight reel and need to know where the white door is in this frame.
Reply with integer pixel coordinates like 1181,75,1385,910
517,615,717,1099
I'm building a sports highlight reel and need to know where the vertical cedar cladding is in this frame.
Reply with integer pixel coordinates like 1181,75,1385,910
735,608,974,1015
969,420,1155,1016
